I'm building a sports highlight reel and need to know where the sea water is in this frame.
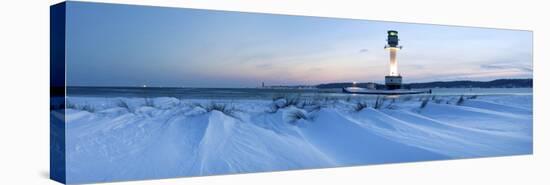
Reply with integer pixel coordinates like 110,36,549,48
67,87,532,100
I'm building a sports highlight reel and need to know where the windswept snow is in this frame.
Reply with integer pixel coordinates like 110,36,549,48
59,94,533,184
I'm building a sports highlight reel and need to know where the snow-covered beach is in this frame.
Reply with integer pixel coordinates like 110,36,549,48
54,89,532,183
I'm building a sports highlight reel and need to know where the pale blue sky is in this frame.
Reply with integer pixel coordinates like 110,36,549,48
66,2,533,87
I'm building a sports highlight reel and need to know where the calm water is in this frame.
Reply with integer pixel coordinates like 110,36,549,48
67,87,532,100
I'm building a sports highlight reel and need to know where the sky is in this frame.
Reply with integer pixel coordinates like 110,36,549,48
65,2,533,88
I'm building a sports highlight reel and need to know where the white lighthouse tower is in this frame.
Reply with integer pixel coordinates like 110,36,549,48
342,30,431,95
384,30,403,90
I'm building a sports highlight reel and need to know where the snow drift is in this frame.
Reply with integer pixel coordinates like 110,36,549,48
57,94,532,184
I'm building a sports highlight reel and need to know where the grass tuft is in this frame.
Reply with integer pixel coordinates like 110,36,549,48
115,99,133,113
420,98,429,109
354,102,368,112
66,101,77,109
374,96,385,109
267,95,302,113
299,100,322,112
401,96,413,102
345,96,352,102
65,101,95,112
144,98,155,107
456,95,465,105
287,110,312,124
81,104,95,113
194,102,240,119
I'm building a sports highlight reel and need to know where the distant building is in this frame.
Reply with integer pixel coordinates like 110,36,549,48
366,82,376,90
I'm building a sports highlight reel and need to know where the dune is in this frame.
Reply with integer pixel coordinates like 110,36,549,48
60,94,533,184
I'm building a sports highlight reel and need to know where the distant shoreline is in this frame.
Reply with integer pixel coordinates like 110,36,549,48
317,78,532,89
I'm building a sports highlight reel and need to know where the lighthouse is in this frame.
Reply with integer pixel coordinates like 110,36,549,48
384,30,403,90
342,30,431,95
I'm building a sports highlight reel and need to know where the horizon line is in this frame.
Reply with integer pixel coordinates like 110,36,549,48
65,78,533,89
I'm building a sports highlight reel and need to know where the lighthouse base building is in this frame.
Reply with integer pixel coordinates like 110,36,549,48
385,75,402,90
